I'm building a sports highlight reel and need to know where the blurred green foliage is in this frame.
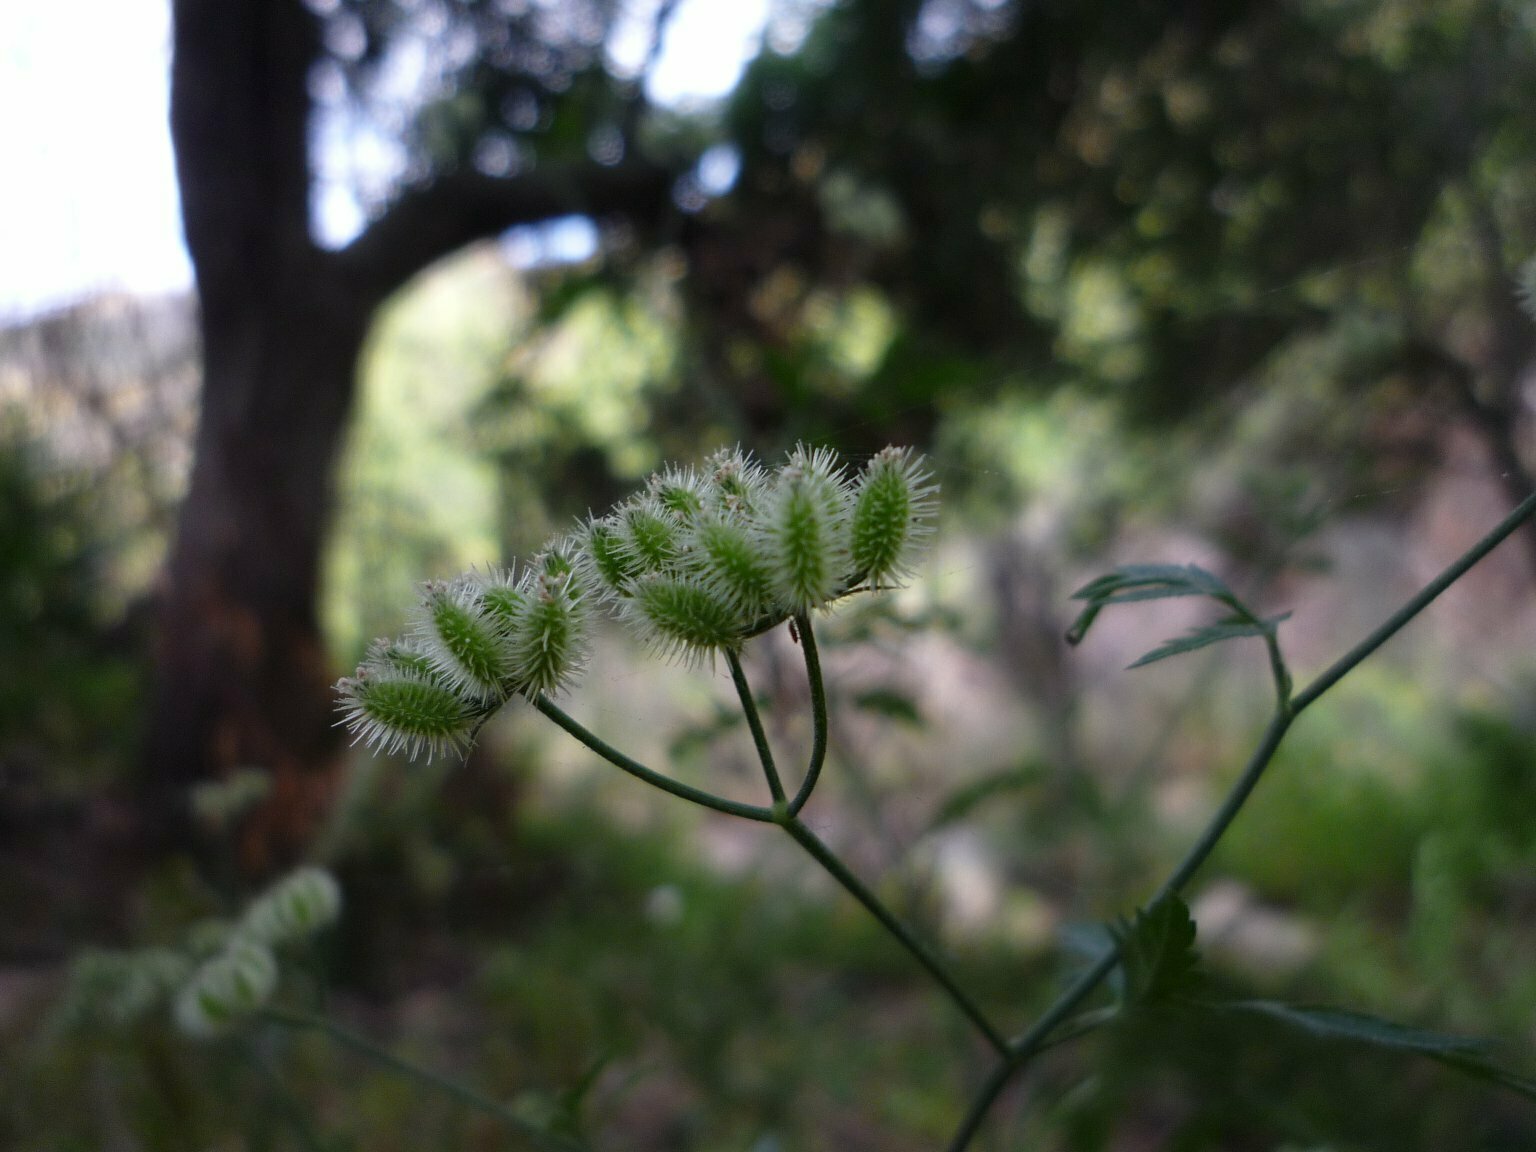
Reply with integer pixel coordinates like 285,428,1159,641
0,414,142,779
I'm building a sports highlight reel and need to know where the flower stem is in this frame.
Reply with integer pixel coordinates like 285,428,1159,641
788,612,829,816
531,693,773,823
726,647,786,804
781,815,1009,1056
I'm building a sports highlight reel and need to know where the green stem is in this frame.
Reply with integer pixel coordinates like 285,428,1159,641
726,647,786,804
1263,629,1292,714
1290,484,1536,713
788,612,829,816
531,693,774,823
949,486,1536,1149
259,1007,583,1152
781,815,1009,1056
1152,711,1293,903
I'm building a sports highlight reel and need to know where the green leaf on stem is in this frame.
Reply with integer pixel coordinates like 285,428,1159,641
1110,895,1200,1007
1067,564,1248,645
1067,564,1289,676
1126,611,1292,669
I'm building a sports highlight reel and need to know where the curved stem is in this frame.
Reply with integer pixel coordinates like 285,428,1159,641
1263,630,1293,714
726,647,785,804
782,815,1009,1056
949,487,1536,1149
259,1007,584,1152
788,612,829,816
531,693,774,823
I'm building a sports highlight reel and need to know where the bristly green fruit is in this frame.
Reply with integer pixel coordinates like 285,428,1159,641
851,446,938,588
174,941,278,1038
512,565,591,695
580,515,642,600
760,444,853,613
240,866,343,947
623,573,745,664
413,578,511,700
619,499,683,574
335,669,477,761
476,566,531,633
686,513,776,621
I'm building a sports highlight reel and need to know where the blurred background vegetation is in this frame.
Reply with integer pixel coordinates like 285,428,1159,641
3,0,1536,1147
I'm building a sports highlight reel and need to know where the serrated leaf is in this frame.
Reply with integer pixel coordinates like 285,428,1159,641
1111,896,1200,1007
1221,1000,1536,1102
1071,564,1234,605
1067,564,1248,646
1127,612,1291,670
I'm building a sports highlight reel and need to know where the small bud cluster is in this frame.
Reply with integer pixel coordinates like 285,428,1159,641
55,866,343,1039
337,444,938,762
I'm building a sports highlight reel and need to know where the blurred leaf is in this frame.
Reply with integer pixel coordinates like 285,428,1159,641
1111,896,1200,1007
925,761,1050,833
1127,611,1292,670
668,704,746,762
1221,1001,1536,1102
851,688,923,728
1067,564,1249,646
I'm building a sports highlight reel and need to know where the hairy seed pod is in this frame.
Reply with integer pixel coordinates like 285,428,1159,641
705,445,769,517
336,670,476,761
850,446,938,587
685,513,776,622
174,941,278,1038
619,498,683,575
648,464,709,523
475,567,531,635
623,574,744,664
412,579,511,699
511,570,590,695
581,515,642,599
759,446,853,612
240,866,343,946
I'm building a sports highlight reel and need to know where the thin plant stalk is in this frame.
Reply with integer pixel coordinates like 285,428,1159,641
260,1007,583,1152
531,693,773,823
721,637,1011,1055
726,646,786,804
788,611,829,816
780,814,1011,1057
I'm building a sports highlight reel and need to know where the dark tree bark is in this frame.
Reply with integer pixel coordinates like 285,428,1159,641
151,0,674,870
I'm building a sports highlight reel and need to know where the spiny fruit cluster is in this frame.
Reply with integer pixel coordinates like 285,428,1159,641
337,444,937,762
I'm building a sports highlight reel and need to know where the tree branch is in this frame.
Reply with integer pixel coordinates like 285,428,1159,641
334,158,678,303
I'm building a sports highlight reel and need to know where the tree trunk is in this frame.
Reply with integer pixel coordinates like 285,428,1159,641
150,0,678,870
148,0,349,870
144,286,368,870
